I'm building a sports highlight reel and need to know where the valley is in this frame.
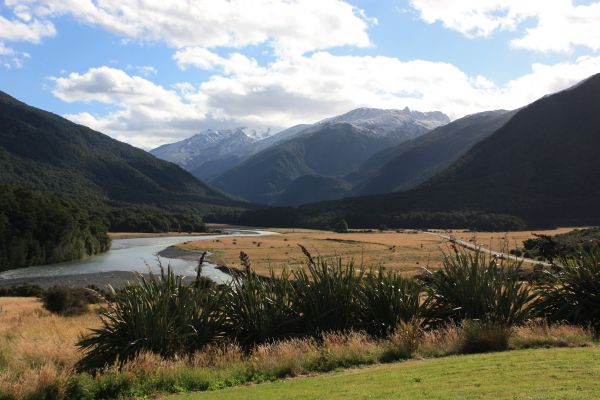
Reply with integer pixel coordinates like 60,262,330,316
179,226,575,276
2,3,600,400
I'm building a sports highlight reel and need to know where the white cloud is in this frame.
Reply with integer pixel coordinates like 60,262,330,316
0,41,30,68
409,0,600,52
126,64,157,77
0,43,15,55
52,66,209,148
0,12,55,43
5,0,372,54
174,47,263,75
52,55,600,149
52,66,178,106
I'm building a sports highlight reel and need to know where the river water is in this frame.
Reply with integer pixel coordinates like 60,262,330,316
0,229,275,285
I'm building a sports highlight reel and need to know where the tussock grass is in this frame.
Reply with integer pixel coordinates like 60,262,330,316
0,296,594,400
3,245,600,399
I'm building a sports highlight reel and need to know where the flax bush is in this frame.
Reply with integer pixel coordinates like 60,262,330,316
426,249,536,326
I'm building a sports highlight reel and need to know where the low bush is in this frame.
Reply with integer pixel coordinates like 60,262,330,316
0,283,43,297
292,247,363,334
333,219,349,233
426,249,536,325
76,266,227,371
359,268,426,337
224,268,298,347
510,322,594,349
42,286,89,316
459,320,511,354
536,246,600,331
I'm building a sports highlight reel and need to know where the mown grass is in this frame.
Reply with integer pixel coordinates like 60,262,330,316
173,348,600,400
173,347,600,400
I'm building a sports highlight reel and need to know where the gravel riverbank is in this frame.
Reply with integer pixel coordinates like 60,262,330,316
0,271,142,289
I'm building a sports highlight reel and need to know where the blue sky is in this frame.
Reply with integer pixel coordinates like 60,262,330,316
1,0,599,148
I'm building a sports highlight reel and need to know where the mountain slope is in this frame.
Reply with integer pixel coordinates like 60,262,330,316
212,109,449,204
151,125,311,180
211,123,409,204
150,128,258,178
273,175,352,206
321,107,448,132
296,73,600,227
0,91,241,210
351,110,516,196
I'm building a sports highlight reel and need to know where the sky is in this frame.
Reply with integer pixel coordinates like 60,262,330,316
1,0,600,149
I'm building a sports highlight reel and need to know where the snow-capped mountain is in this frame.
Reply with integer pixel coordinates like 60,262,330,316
150,128,259,171
319,107,449,136
211,107,450,205
150,107,450,183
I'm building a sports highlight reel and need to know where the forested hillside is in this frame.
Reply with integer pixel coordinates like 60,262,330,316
350,110,516,196
213,74,600,230
0,186,111,270
0,91,250,232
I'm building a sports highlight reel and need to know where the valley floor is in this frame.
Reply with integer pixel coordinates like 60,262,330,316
172,347,600,400
179,227,575,276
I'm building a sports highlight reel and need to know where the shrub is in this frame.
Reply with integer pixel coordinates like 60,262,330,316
381,318,425,361
459,320,511,354
0,283,43,297
42,286,89,316
292,247,363,334
536,246,600,331
426,248,536,325
76,265,227,371
417,324,461,357
333,219,349,233
224,267,298,347
510,322,594,349
359,268,426,337
65,373,97,400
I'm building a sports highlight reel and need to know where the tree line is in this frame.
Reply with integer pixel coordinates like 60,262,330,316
0,185,111,271
206,207,527,232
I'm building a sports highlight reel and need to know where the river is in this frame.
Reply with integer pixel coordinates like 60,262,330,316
0,229,275,285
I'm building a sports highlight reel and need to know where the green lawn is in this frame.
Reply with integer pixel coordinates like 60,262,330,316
172,347,600,400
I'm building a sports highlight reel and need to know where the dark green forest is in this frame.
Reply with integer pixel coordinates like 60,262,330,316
0,186,111,271
206,208,526,232
106,205,207,233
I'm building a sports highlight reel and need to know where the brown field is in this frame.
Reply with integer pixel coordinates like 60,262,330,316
179,227,576,276
0,297,101,397
448,227,576,253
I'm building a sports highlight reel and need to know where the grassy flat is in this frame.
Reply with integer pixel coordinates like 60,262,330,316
173,347,600,400
179,227,574,276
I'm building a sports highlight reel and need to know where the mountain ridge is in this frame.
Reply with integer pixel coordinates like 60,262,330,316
0,90,245,211
209,108,449,204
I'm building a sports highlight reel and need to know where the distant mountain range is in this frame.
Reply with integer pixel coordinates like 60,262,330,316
4,71,599,232
152,107,450,205
250,72,600,229
347,109,517,196
0,91,243,212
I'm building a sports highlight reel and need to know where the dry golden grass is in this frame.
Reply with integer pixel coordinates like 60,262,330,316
0,297,594,399
0,297,100,398
449,227,575,254
180,227,576,276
